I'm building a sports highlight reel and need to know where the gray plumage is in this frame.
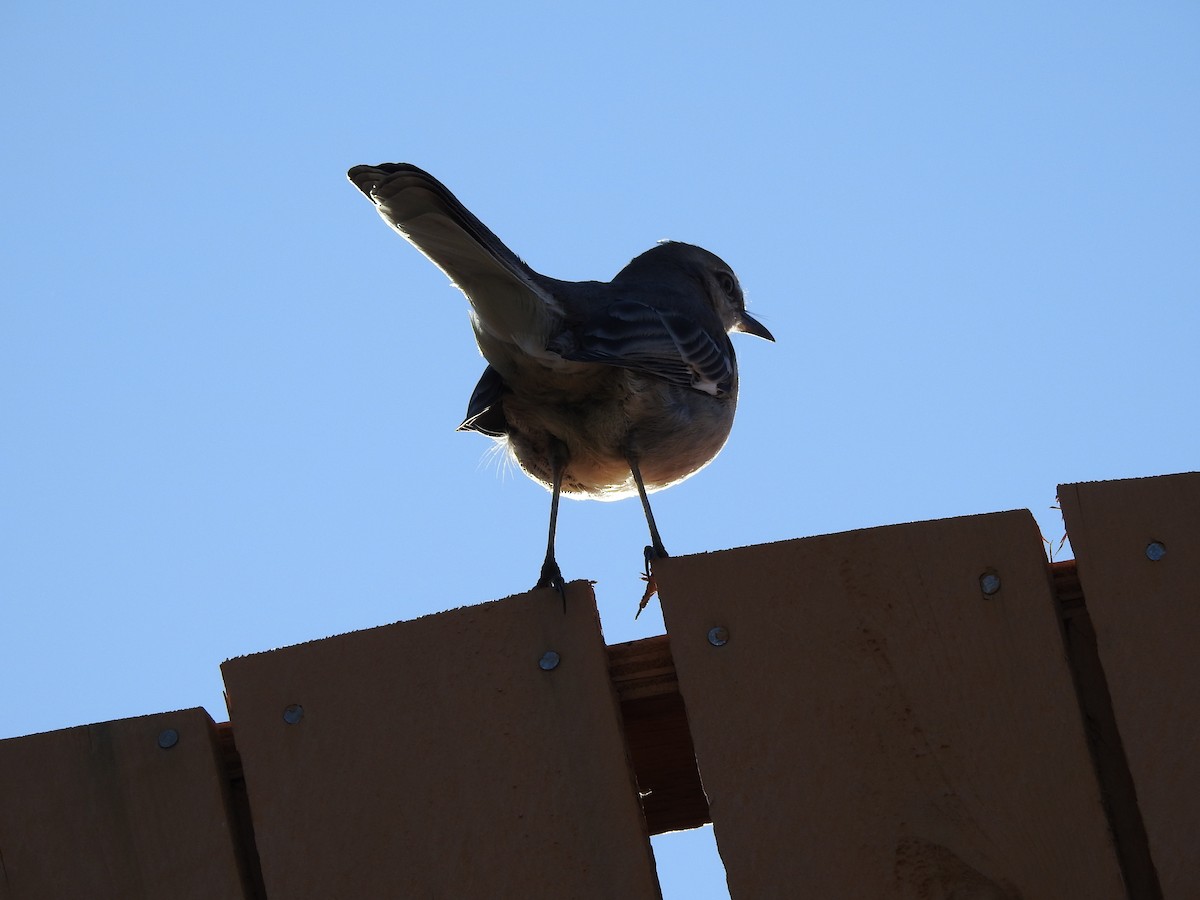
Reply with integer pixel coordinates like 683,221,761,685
347,163,773,597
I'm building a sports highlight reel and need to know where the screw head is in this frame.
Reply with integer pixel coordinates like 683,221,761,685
282,704,304,725
707,626,730,647
980,572,1001,596
157,728,179,749
1146,541,1166,561
538,651,560,671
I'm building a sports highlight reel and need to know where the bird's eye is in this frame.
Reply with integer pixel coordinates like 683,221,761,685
717,272,737,296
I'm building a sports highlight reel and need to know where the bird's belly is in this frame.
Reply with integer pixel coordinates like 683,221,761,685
497,369,737,501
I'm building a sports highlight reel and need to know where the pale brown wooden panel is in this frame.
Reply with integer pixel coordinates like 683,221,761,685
1060,472,1200,899
0,708,254,900
222,581,659,899
656,511,1125,900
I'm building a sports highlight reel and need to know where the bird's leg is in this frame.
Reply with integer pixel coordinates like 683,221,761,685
535,438,568,609
628,453,668,619
628,453,668,566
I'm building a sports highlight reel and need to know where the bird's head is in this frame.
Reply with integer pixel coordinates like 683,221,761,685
635,242,775,342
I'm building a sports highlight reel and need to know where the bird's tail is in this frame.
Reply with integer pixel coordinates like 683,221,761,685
347,164,558,353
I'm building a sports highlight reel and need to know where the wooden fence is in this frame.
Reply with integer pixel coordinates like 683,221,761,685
2,472,1196,898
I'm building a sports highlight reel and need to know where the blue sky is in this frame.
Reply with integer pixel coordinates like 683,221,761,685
3,3,1197,896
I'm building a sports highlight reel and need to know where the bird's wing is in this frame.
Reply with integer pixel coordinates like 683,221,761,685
347,164,559,353
560,300,735,397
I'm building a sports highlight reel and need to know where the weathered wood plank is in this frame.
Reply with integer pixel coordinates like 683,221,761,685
657,510,1125,899
0,708,255,899
1061,472,1200,899
222,581,660,899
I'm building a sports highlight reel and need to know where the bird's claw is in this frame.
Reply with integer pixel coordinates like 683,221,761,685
635,544,669,619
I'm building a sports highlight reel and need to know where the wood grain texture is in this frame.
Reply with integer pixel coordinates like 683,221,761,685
0,708,254,900
608,634,709,834
1060,472,1200,899
656,510,1125,900
221,581,660,899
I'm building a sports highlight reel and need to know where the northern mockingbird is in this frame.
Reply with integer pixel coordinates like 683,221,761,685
347,163,773,606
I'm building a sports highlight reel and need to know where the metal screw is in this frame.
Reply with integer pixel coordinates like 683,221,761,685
707,626,729,647
282,704,304,725
1146,541,1166,561
157,728,179,749
980,572,1001,596
538,651,561,671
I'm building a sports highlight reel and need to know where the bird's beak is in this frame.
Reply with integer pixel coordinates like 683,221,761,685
734,311,775,342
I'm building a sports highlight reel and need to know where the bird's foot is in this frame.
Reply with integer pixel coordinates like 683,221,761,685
535,558,567,612
642,543,669,577
635,544,670,619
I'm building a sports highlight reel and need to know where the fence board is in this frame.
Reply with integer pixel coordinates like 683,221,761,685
1060,472,1200,899
221,581,660,899
0,708,253,900
656,510,1125,900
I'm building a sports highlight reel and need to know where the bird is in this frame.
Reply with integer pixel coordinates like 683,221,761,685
346,163,773,607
